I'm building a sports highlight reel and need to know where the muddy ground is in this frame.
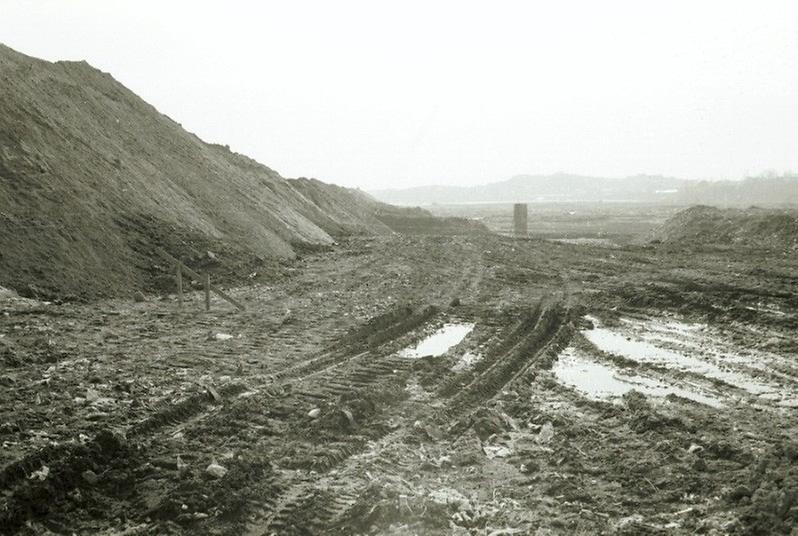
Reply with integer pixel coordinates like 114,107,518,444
1,232,796,535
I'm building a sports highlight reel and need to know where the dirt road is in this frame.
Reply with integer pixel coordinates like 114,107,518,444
1,235,795,535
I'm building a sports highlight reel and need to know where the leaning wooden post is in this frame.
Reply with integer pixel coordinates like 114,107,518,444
204,273,211,311
155,247,245,311
176,261,184,309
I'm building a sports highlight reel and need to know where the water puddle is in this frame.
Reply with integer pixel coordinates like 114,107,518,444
399,323,475,358
618,316,796,383
583,321,775,395
553,348,723,407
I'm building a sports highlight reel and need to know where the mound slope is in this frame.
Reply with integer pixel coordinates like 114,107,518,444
651,205,798,249
0,44,405,300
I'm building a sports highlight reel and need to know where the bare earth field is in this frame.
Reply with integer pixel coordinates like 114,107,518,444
424,202,682,243
1,227,796,535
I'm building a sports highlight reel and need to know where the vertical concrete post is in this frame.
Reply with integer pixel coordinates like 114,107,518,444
513,203,528,238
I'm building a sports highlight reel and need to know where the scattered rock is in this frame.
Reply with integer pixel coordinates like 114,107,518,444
727,484,752,501
537,422,554,444
29,465,49,481
483,445,512,459
0,374,16,386
520,460,540,474
214,333,234,341
308,408,321,418
152,457,179,470
341,408,355,426
133,291,146,303
471,408,511,441
205,461,228,479
0,286,18,298
204,384,221,402
82,469,99,485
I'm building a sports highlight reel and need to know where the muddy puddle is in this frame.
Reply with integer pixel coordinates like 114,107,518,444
399,323,474,358
581,315,797,407
553,347,723,407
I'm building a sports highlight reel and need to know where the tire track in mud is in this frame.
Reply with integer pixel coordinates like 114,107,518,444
240,312,485,533
0,303,442,533
140,303,450,532
445,302,571,418
249,300,575,535
239,250,492,534
0,242,491,533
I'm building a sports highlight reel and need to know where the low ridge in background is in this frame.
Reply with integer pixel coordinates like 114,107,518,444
371,172,798,206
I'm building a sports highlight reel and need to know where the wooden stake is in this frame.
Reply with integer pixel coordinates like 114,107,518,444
176,261,183,309
156,247,245,311
204,272,211,311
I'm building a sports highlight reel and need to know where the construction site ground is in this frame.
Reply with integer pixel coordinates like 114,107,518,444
1,233,796,535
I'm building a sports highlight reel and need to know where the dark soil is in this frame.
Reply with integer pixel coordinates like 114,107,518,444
1,231,795,535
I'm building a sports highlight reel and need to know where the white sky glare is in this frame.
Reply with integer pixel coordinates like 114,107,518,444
1,0,797,189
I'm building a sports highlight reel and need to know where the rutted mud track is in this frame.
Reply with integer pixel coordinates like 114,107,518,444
1,234,796,535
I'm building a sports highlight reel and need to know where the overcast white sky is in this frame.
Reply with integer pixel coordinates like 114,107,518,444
2,1,797,189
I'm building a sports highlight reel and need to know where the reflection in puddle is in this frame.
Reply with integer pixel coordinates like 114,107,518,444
583,323,775,395
553,348,723,408
399,323,475,358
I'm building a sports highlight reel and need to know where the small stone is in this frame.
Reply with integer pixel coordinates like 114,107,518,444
308,408,321,419
205,462,227,479
521,460,540,474
29,465,49,481
537,422,554,444
152,457,179,470
82,469,99,485
341,409,355,426
133,291,146,303
727,485,752,501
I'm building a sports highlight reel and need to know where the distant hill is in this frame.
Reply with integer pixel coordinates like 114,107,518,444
0,44,421,300
651,205,798,249
371,173,798,206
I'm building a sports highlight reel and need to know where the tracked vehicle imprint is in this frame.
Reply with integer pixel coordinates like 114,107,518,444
3,210,798,535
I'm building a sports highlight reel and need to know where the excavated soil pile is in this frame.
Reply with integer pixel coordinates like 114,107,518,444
651,205,798,249
0,44,432,301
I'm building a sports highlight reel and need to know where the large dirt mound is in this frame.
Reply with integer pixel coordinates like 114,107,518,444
0,44,408,300
651,205,798,249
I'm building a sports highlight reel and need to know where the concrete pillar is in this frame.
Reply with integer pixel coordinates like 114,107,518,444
513,203,528,238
